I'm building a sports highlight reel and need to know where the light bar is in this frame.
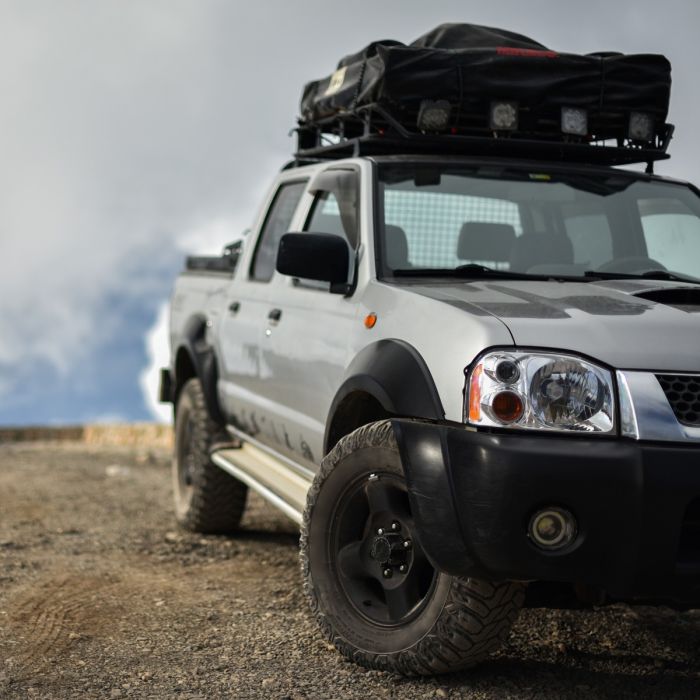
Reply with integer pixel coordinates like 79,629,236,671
628,112,654,142
490,101,518,131
561,107,588,136
416,99,451,132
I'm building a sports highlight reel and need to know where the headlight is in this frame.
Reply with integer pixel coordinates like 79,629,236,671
466,350,615,434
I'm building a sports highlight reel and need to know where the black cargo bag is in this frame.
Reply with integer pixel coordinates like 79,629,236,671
300,23,671,142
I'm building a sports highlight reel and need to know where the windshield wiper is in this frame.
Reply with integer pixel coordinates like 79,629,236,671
393,264,568,281
454,263,547,279
584,269,700,285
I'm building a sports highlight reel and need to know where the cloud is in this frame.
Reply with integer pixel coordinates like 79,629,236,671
139,302,171,424
0,2,278,421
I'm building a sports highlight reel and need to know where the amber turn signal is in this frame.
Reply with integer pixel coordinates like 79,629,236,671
468,364,483,422
491,391,524,424
364,313,377,329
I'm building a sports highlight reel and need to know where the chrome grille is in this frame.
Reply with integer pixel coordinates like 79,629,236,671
656,374,700,427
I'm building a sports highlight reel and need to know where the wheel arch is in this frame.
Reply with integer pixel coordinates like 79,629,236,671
173,314,225,424
324,339,444,455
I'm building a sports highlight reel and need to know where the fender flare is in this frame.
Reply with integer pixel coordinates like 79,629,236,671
324,339,444,454
175,314,225,424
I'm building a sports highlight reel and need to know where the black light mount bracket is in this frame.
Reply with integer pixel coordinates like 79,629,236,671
291,104,673,170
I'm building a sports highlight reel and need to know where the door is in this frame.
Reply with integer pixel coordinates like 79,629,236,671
216,178,308,439
258,168,361,469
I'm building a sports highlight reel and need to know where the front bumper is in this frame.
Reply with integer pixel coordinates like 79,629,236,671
391,418,700,601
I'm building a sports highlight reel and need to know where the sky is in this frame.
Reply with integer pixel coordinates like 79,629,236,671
1,0,699,425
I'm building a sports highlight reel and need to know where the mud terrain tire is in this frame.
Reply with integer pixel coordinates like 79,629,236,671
300,420,524,675
173,378,247,533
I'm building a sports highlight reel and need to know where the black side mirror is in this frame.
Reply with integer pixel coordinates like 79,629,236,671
276,232,351,293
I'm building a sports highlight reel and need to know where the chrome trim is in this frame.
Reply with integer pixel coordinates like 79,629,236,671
211,451,303,525
616,370,700,442
616,371,639,439
225,424,316,480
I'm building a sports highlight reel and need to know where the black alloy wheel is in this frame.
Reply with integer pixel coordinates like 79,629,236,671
333,470,437,626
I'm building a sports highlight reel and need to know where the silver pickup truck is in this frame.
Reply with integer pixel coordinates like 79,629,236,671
161,140,700,674
161,24,700,675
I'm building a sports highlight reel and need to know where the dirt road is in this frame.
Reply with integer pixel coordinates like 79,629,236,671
1,441,699,699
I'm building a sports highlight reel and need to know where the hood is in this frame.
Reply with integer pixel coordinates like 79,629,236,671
404,278,700,372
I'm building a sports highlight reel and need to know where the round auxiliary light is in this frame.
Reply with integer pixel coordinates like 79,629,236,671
491,391,524,424
490,101,519,131
495,359,520,384
529,508,577,550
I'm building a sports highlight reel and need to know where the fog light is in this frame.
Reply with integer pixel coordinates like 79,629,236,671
417,100,451,132
561,107,588,136
490,101,519,131
628,112,654,142
529,507,577,550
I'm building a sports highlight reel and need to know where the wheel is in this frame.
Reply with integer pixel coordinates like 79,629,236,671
173,378,247,533
300,420,525,676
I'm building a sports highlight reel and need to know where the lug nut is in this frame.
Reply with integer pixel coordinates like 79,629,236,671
391,521,401,531
403,539,412,550
383,568,393,579
377,528,384,536
398,564,407,573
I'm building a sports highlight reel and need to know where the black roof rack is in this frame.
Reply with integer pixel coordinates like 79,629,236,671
291,104,674,173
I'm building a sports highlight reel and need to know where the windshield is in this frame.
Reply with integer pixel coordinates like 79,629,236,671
376,164,700,282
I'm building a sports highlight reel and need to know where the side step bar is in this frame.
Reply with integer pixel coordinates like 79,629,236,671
211,441,312,526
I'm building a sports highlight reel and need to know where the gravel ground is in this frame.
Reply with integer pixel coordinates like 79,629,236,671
1,441,699,699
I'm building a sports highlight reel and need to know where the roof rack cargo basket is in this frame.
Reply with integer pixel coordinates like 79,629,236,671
294,23,674,170
294,104,674,169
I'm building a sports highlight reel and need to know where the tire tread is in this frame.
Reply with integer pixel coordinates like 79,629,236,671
174,379,247,533
300,420,524,676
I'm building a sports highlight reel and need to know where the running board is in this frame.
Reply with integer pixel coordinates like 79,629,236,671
210,443,311,525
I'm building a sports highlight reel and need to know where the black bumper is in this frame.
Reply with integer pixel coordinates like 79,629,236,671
391,419,700,601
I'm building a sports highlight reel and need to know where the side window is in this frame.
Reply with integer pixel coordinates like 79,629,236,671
305,192,347,238
304,169,359,248
250,181,307,282
292,192,348,292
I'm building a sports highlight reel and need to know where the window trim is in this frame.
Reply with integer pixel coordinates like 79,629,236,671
305,165,361,248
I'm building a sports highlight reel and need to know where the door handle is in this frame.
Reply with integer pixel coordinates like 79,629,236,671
267,308,282,325
228,301,241,314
